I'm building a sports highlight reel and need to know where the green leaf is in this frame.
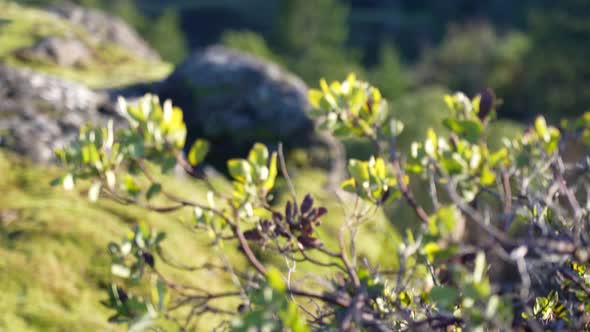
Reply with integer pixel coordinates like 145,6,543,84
188,139,209,166
348,159,370,182
267,267,286,292
332,124,353,137
424,128,437,157
137,220,151,239
422,242,441,261
146,183,162,201
443,119,483,143
87,143,100,165
461,121,484,143
228,159,252,183
488,148,508,167
308,89,324,109
405,162,424,174
349,87,367,112
429,205,459,237
371,157,387,179
444,94,455,112
357,119,374,136
442,118,463,133
124,134,145,158
281,302,310,332
430,286,459,310
535,116,549,141
151,278,169,312
122,175,140,196
248,143,269,166
479,166,496,186
341,178,356,193
440,155,465,175
464,280,491,299
263,152,278,191
399,291,412,306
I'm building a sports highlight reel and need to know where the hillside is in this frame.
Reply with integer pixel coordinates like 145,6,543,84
0,1,172,88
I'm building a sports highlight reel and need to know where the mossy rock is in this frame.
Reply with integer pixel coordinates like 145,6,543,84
0,1,172,89
156,46,318,165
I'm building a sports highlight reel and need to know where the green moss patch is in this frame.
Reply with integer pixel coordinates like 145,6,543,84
0,1,172,89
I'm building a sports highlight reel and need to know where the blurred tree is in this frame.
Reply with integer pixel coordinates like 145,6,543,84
415,23,530,119
104,0,147,32
369,43,408,100
220,30,283,64
272,0,363,83
523,0,590,120
144,9,188,63
274,0,348,54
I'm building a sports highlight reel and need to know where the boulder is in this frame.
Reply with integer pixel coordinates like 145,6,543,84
0,65,118,162
46,3,160,61
156,46,315,158
14,36,92,67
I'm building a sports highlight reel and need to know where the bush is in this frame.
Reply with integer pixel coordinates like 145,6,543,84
220,30,283,65
220,0,362,85
55,75,590,331
523,0,590,120
144,9,188,64
415,23,531,120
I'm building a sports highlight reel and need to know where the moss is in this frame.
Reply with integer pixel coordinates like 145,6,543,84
0,150,233,331
0,1,172,88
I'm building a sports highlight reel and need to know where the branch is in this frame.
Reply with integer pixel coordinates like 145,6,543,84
391,158,430,225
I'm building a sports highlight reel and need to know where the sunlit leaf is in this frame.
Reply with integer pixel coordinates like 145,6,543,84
228,159,252,183
188,139,210,166
88,181,102,202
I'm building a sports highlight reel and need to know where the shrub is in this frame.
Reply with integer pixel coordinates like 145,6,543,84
55,75,590,331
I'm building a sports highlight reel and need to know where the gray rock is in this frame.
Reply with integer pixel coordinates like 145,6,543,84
13,36,92,67
47,3,160,61
0,65,118,162
155,46,345,188
156,46,315,156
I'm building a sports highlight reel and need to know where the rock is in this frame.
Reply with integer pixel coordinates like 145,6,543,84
14,36,92,67
46,3,160,61
0,65,118,162
156,46,315,159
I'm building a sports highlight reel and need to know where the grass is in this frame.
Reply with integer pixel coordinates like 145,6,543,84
0,1,172,88
0,149,250,331
0,148,401,331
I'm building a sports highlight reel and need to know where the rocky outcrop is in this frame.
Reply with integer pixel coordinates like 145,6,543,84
0,65,118,162
14,36,92,67
154,46,345,187
156,46,315,157
46,3,160,61
0,46,344,187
